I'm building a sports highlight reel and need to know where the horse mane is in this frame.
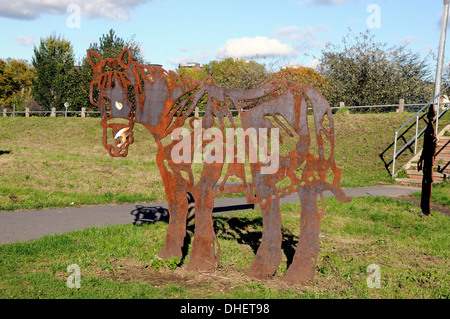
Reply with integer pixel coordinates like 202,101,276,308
128,62,202,135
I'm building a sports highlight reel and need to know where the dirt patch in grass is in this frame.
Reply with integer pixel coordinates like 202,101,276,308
92,258,316,296
394,196,450,217
94,259,240,294
418,255,446,266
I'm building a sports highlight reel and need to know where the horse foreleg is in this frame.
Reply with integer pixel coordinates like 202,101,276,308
283,189,322,285
157,182,189,261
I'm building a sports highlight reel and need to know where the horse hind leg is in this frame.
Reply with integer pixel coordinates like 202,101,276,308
283,189,322,285
247,195,282,280
186,189,219,272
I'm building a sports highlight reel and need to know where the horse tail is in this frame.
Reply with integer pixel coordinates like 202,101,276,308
293,83,350,203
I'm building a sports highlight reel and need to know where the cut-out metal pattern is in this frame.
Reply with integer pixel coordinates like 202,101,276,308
88,48,351,284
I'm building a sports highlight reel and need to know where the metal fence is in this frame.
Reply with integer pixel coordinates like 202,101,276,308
390,85,450,177
0,101,430,118
1,108,101,118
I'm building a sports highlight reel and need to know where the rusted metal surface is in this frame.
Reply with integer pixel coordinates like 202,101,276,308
417,105,437,216
88,48,350,285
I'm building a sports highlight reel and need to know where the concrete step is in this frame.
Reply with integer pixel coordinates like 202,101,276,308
436,146,450,153
395,178,422,186
395,125,450,186
406,170,448,181
396,176,448,185
409,162,450,173
435,164,450,174
436,147,450,152
436,136,449,144
435,153,450,160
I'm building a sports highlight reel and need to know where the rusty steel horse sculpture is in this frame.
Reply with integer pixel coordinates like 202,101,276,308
88,48,350,284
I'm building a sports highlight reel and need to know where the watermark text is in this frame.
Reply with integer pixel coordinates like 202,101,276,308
171,120,280,174
66,4,81,29
367,4,381,29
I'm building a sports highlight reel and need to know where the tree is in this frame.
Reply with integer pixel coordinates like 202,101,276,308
176,65,208,81
203,58,269,90
272,66,331,95
0,59,12,106
87,29,144,62
175,58,268,111
0,58,35,110
317,30,433,107
32,35,75,111
76,29,145,111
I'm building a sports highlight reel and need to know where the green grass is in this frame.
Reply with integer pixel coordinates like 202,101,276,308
0,196,448,299
1,112,448,211
0,117,162,211
411,180,450,207
0,113,448,300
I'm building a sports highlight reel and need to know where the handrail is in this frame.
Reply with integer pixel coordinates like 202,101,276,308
395,84,450,134
391,84,450,177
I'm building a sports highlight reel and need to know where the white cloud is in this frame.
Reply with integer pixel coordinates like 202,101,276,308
305,58,320,69
275,25,326,41
274,26,304,40
274,25,327,51
316,0,351,4
0,0,150,21
299,0,352,5
166,51,209,67
216,37,297,60
281,58,320,70
402,36,417,44
14,35,34,46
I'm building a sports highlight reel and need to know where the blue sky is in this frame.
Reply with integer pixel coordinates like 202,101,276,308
0,0,448,72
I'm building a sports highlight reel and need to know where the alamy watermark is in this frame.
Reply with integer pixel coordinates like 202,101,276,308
66,4,81,29
67,264,81,288
367,264,381,288
171,119,280,174
367,4,381,29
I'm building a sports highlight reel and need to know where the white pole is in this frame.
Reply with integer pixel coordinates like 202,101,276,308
434,0,450,113
392,131,398,177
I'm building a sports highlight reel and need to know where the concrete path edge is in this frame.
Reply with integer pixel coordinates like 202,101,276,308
0,185,421,244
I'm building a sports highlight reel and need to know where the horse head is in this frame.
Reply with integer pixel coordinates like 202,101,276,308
88,48,136,157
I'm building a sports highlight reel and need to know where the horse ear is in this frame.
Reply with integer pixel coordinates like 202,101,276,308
87,50,102,70
119,47,133,67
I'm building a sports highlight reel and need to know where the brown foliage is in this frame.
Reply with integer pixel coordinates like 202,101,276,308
271,66,331,96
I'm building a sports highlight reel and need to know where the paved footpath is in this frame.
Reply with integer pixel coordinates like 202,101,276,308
0,185,420,244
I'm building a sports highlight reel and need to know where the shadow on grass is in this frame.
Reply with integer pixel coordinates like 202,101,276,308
130,202,299,267
213,216,298,268
131,205,169,225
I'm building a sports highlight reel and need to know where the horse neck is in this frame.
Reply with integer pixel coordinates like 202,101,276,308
135,65,200,140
